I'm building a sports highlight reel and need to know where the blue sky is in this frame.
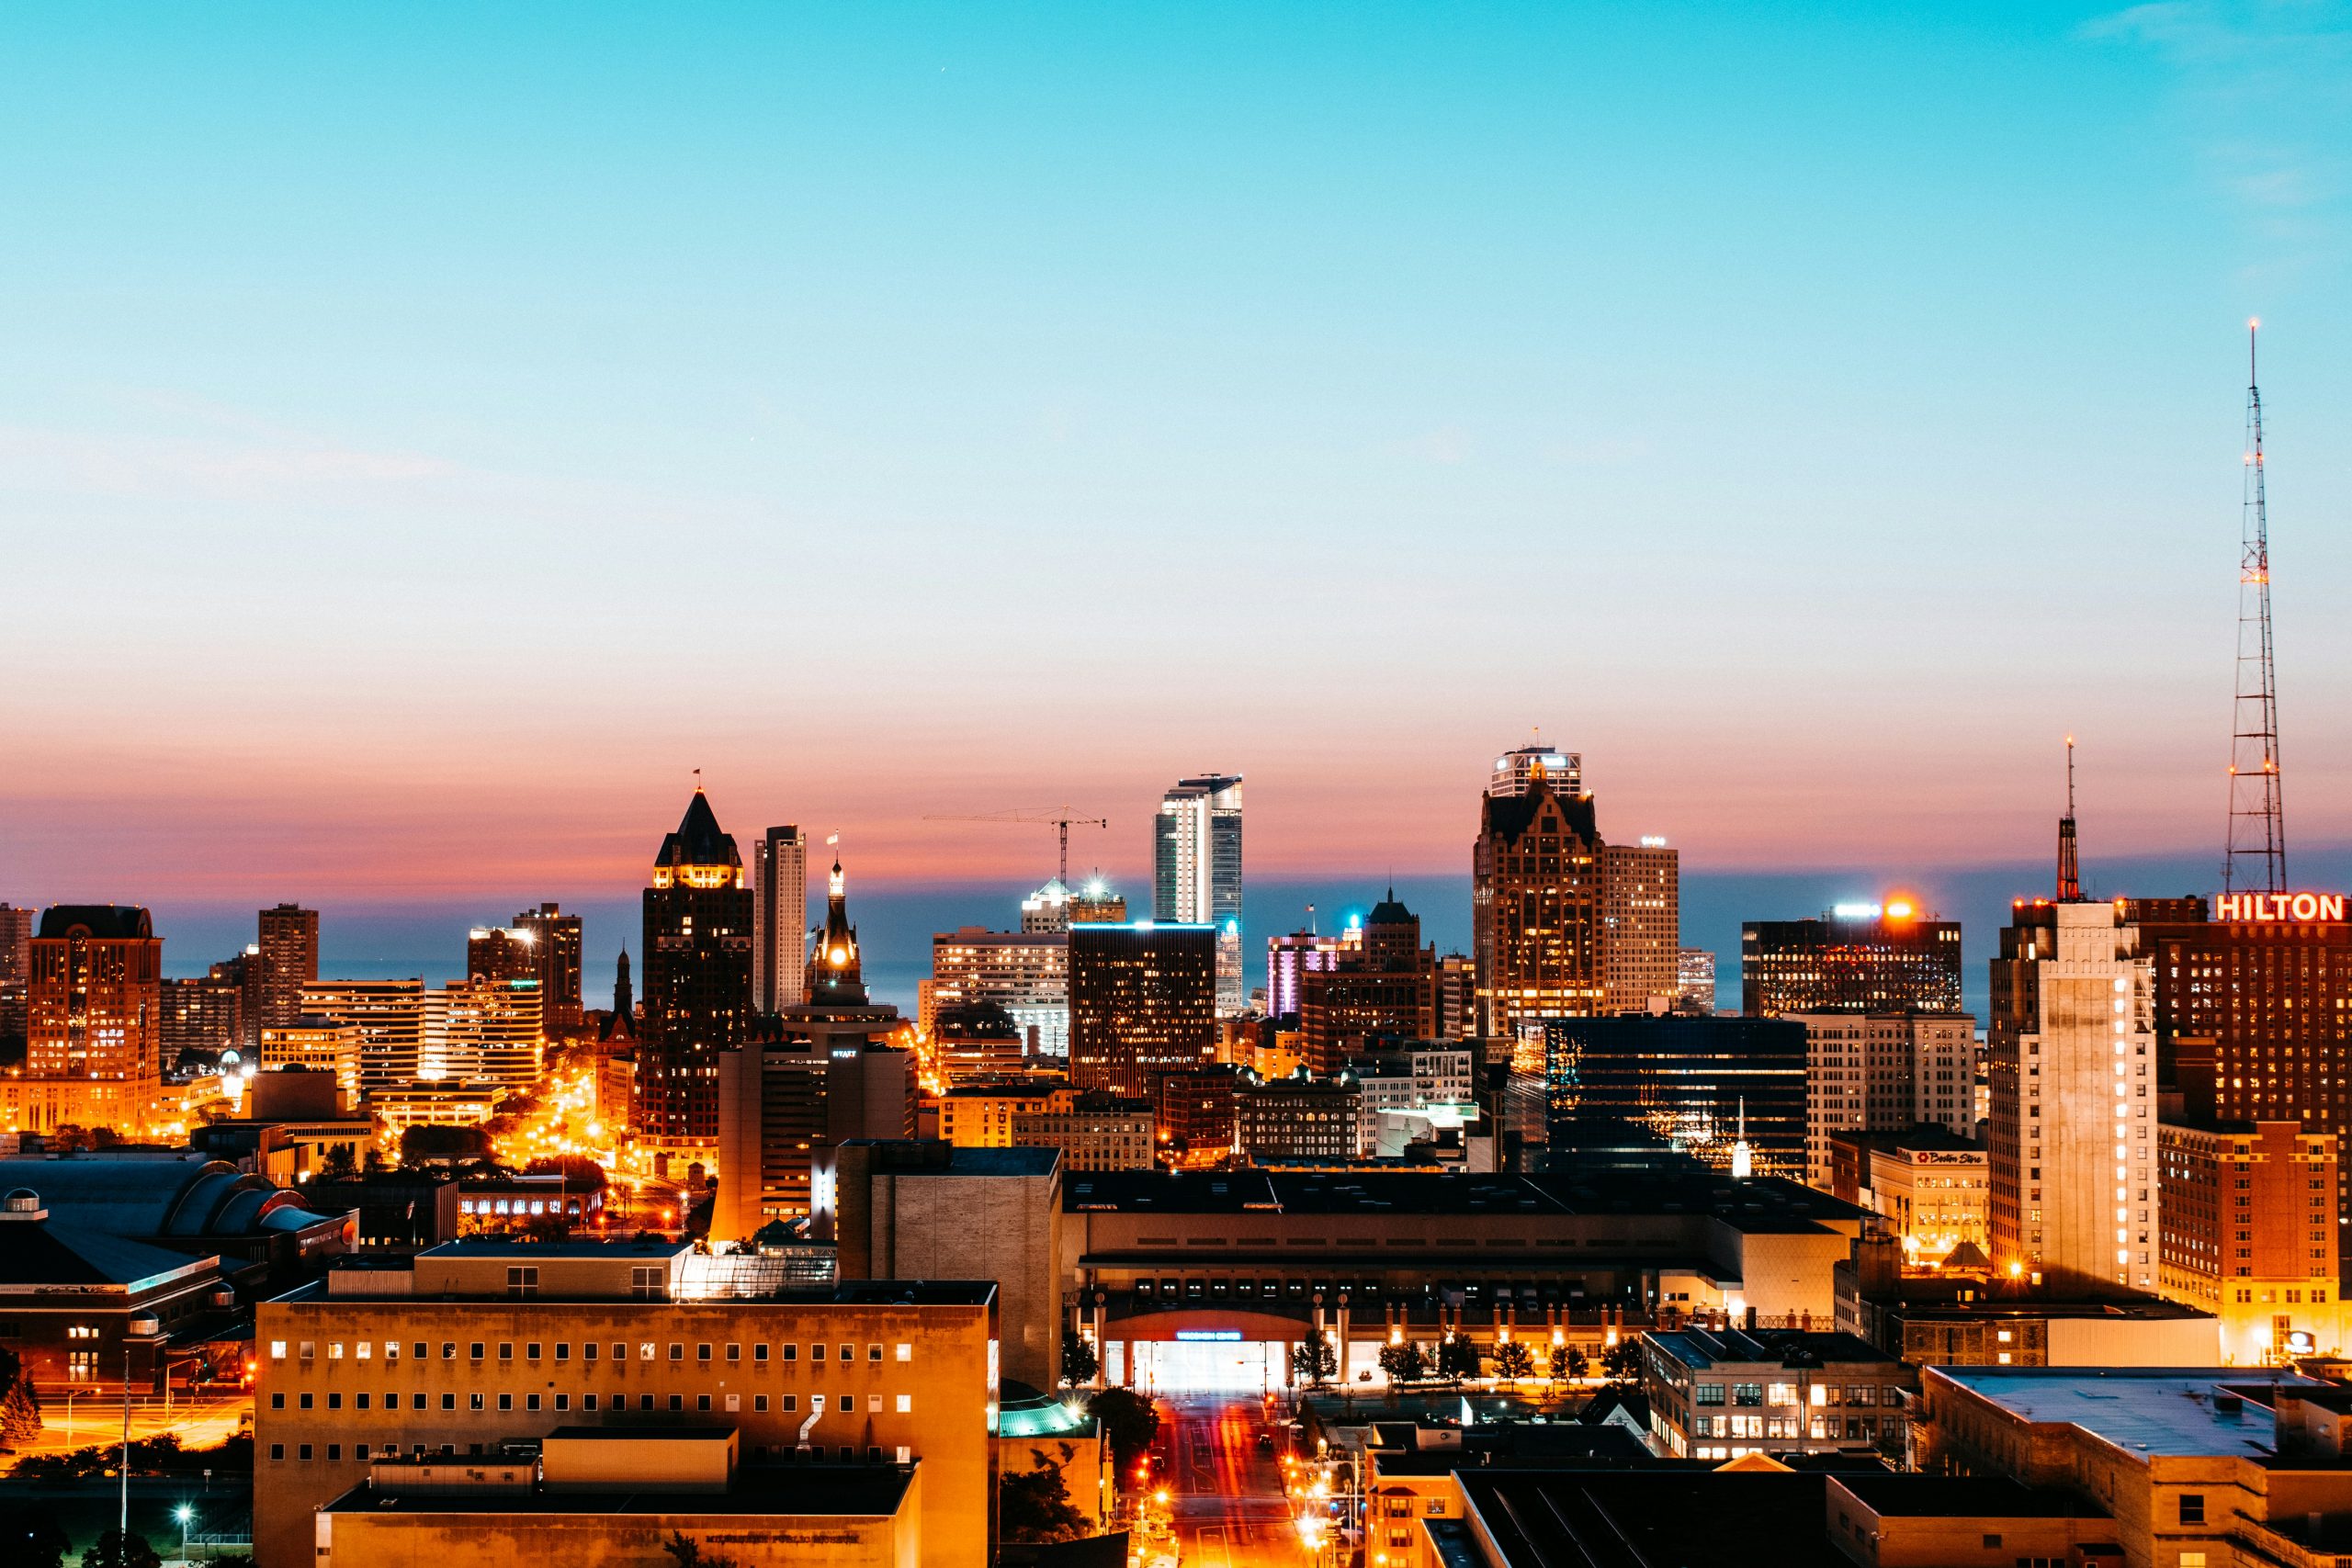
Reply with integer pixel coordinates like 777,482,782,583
2,4,2348,922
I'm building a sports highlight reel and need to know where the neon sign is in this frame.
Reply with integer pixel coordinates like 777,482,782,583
1174,1330,1241,1342
2214,892,2346,923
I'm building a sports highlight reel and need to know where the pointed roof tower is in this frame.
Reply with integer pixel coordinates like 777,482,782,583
807,854,868,1007
653,785,744,887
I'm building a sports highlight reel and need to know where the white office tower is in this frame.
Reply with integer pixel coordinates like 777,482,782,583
1155,773,1244,1016
1793,1010,1981,1190
1021,879,1072,934
421,978,543,1089
1488,742,1582,798
753,825,808,1012
927,927,1069,1056
1988,899,2158,1292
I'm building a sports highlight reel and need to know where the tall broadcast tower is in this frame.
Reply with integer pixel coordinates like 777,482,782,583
2224,320,2287,895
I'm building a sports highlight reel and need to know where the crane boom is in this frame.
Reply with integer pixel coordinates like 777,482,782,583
920,808,1109,883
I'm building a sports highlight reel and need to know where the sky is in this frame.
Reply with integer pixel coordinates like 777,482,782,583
4,3,2351,989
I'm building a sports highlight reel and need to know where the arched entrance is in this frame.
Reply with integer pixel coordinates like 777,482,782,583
1105,1307,1309,1394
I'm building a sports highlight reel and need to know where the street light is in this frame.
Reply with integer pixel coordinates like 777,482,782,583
175,1504,195,1566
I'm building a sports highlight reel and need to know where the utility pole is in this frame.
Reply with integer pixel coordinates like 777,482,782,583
2225,319,2287,894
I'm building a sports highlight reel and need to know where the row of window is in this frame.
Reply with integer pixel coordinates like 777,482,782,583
270,1339,912,1366
270,1440,914,1463
1690,1382,1886,1407
1690,1414,1886,1440
271,1389,910,1415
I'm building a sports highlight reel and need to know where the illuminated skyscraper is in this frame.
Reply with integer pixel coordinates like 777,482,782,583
1600,839,1680,1014
927,927,1069,1055
466,926,537,985
1987,898,2157,1292
301,977,427,1092
1266,927,1349,1020
1740,904,1963,1017
1472,756,1602,1041
639,788,755,1145
1155,774,1244,1015
1069,922,1217,1097
22,906,162,1133
1489,741,1582,798
422,979,543,1089
752,824,808,1012
254,904,319,1037
1676,949,1717,1016
514,902,583,1036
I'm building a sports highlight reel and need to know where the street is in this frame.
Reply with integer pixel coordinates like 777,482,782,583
1159,1391,1300,1568
6,1391,251,1461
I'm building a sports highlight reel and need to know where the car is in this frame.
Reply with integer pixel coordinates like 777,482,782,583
1255,1432,1275,1456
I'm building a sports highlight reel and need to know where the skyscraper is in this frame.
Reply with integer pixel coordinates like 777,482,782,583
301,977,427,1092
466,926,537,986
514,902,583,1036
22,906,163,1134
1488,740,1581,798
1740,905,1963,1017
752,825,808,1013
1297,893,1438,1074
1987,898,2158,1292
1266,927,1349,1020
1155,774,1244,1016
639,788,755,1145
0,902,31,1051
1600,838,1680,1014
1069,922,1217,1098
927,928,1069,1055
1792,1010,1980,1190
254,904,319,1037
1472,754,1602,1041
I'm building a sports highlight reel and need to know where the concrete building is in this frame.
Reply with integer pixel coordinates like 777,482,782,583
1011,1090,1153,1172
713,1028,915,1242
1641,1325,1915,1461
1675,947,1716,1015
318,1433,920,1568
1599,838,1680,1015
1914,1365,2352,1568
421,978,543,1089
1155,1066,1241,1162
1067,922,1216,1098
1987,898,2159,1292
1795,1010,1980,1190
925,928,1069,1057
17,904,163,1134
1236,1075,1363,1163
834,1140,1063,1391
514,902,584,1037
1154,774,1245,1016
2158,1118,2343,1364
301,977,428,1094
1826,1127,1988,1267
1741,905,1964,1017
752,824,809,1013
258,1015,361,1102
934,1080,1071,1149
251,1240,996,1568
254,904,320,1039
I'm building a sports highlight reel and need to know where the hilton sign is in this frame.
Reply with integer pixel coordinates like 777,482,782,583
2214,892,2347,923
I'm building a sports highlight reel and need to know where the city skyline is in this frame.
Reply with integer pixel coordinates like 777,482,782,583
6,7,2351,909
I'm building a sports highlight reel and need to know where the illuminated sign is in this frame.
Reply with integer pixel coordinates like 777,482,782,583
1832,903,1883,920
2214,892,2346,923
1174,1330,1241,1342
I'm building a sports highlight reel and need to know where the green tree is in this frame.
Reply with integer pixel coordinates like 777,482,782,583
1436,1337,1482,1380
1546,1342,1571,1383
0,1503,70,1568
80,1529,162,1568
1088,1386,1159,1473
1565,1345,1589,1382
1492,1339,1534,1383
318,1141,357,1179
1376,1341,1427,1385
1000,1443,1091,1543
524,1156,609,1191
0,1347,42,1444
1291,1329,1338,1388
1600,1340,1642,1390
1060,1333,1100,1388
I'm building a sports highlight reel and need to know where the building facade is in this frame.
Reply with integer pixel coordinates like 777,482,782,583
925,928,1069,1057
1987,898,2158,1292
1154,774,1244,1017
1236,1076,1363,1163
1642,1327,1914,1461
302,978,428,1095
2157,1119,2341,1365
514,903,584,1036
1067,922,1216,1099
254,904,320,1040
19,904,163,1134
1676,949,1717,1016
1473,767,1603,1041
641,789,757,1145
421,979,543,1089
1792,1010,1980,1190
1740,907,1964,1017
1600,839,1680,1015
1543,1014,1807,1179
752,824,808,1014
1012,1091,1155,1172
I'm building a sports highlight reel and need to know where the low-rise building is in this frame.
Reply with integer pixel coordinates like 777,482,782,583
251,1238,997,1568
936,1081,1072,1149
2158,1117,2344,1364
1641,1325,1915,1461
1155,1066,1241,1163
1825,1126,1988,1268
1237,1076,1363,1163
1012,1090,1153,1172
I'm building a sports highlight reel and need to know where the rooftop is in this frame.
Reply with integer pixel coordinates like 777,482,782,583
324,1465,911,1518
1832,1472,2109,1519
1648,1327,1899,1371
1928,1367,2336,1461
418,1236,695,1261
1061,1168,1862,1226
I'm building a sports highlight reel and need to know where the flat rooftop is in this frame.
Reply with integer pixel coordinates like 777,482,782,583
1649,1327,1899,1370
291,1272,995,1308
324,1465,911,1517
1833,1472,2109,1519
1062,1168,1862,1225
418,1237,695,1260
1930,1367,2336,1461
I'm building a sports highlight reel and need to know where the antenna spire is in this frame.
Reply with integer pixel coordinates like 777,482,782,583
2225,318,2288,895
2057,736,2081,902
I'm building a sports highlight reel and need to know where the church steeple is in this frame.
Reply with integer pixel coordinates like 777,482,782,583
807,853,867,1006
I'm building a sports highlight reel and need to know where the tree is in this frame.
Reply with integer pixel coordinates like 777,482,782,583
1547,1343,1571,1384
1376,1341,1427,1385
0,1504,70,1568
1564,1345,1589,1382
1088,1386,1159,1473
0,1347,42,1444
1436,1337,1482,1381
1492,1339,1534,1383
1290,1330,1337,1388
80,1529,162,1568
1060,1333,1100,1388
1600,1340,1642,1391
1001,1444,1091,1543
524,1156,608,1192
318,1140,357,1179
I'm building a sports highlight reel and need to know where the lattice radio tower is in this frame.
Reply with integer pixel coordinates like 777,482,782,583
2224,319,2286,895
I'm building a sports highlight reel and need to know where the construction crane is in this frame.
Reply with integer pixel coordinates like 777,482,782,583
922,808,1108,885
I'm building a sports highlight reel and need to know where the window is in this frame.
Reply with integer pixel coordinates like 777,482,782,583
697,1394,711,1411
556,1344,570,1362
697,1343,712,1362
554,1395,569,1411
868,1343,883,1362
755,1395,769,1413
470,1393,486,1412
839,1343,854,1362
669,1344,684,1362
2179,1555,2208,1568
753,1345,769,1364
1733,1383,1764,1407
1982,1536,2002,1550
640,1344,656,1362
326,1393,341,1411
2179,1495,2205,1525
299,1445,313,1461
507,1266,538,1299
668,1394,684,1412
781,1344,797,1362
897,1394,912,1413
781,1394,797,1412
299,1393,313,1410
526,1394,540,1412
271,1393,286,1410
327,1444,341,1461
356,1394,369,1410
630,1265,664,1300
727,1344,741,1362
497,1344,513,1361
895,1343,912,1362
1695,1383,1725,1406
270,1444,285,1461
616,1343,628,1361
329,1342,345,1360
469,1343,485,1361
